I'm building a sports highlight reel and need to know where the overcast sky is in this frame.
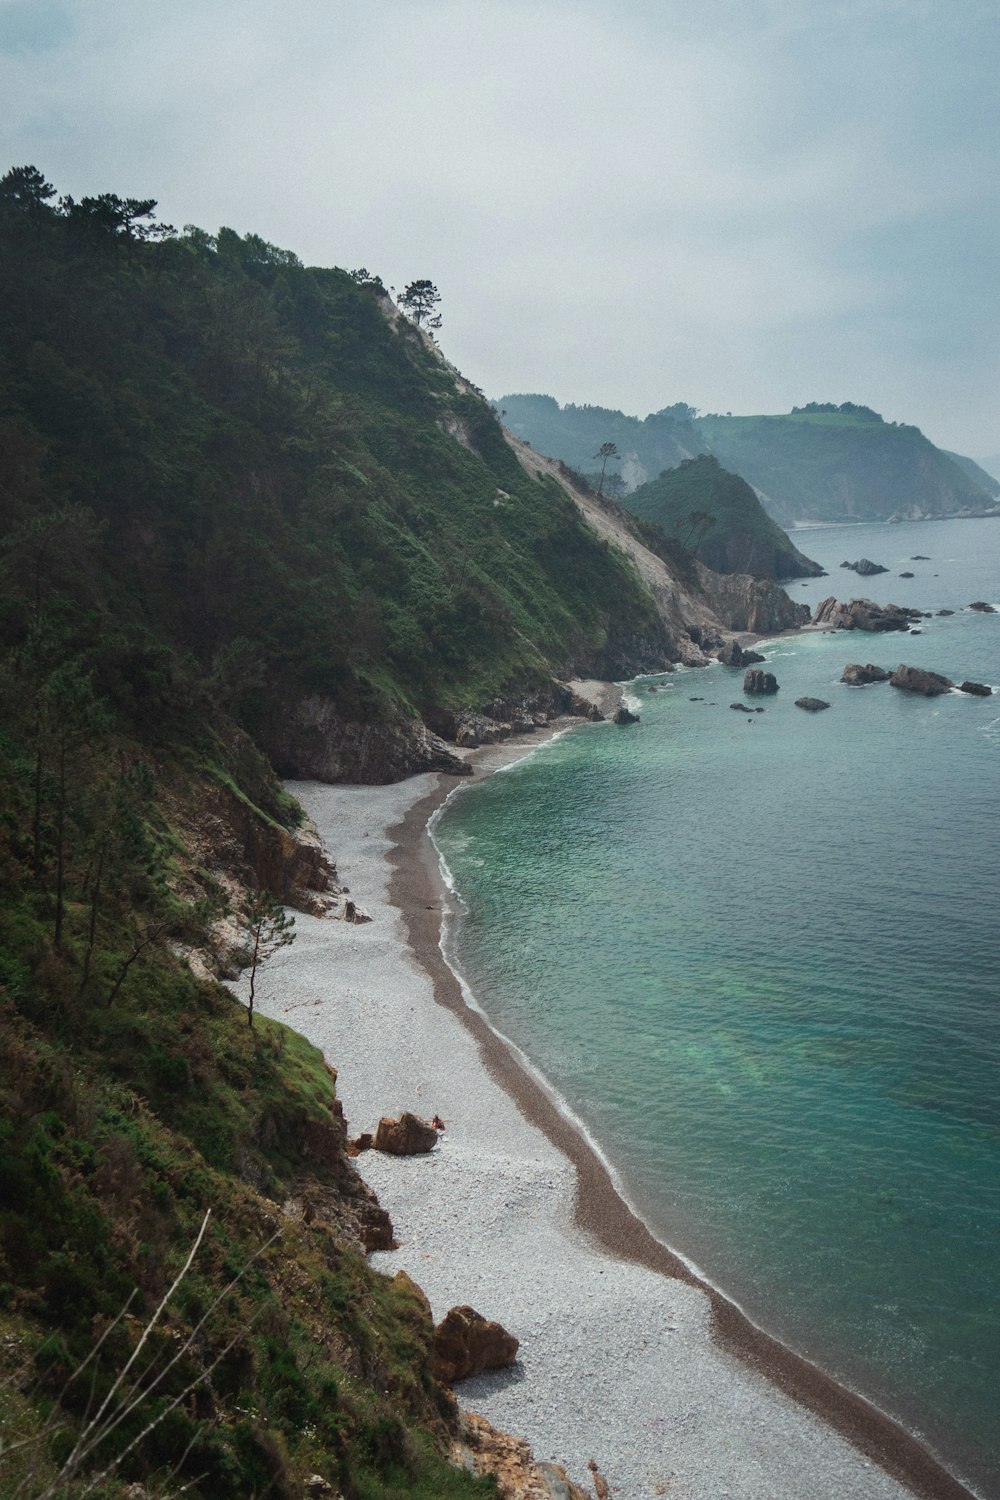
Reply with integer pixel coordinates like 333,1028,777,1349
2,0,997,455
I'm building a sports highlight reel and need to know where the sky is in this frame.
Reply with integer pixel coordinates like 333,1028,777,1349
2,0,998,457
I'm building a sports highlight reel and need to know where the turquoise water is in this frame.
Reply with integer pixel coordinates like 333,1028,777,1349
433,519,1000,1496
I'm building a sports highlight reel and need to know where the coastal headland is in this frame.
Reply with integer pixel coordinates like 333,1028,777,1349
253,699,980,1500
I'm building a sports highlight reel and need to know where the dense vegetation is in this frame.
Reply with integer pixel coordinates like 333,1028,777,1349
0,163,682,1496
623,455,823,580
693,409,998,526
494,392,998,530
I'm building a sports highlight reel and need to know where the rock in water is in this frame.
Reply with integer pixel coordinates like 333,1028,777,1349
959,681,993,696
968,600,997,613
612,705,640,724
889,664,955,696
716,639,765,668
432,1305,519,1384
373,1112,439,1154
841,663,891,685
795,697,830,711
840,558,889,575
744,668,779,695
813,597,920,632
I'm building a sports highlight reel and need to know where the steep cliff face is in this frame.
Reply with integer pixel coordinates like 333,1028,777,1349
504,431,810,662
692,564,812,634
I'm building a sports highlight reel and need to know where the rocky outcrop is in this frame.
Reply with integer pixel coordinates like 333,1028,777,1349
270,695,471,783
730,703,766,713
694,564,812,634
813,597,921,632
373,1112,439,1155
890,664,955,696
744,669,779,695
959,680,993,696
426,683,602,748
795,697,830,711
716,640,765,668
969,601,997,613
841,663,891,685
841,558,888,576
452,1411,591,1500
612,705,640,724
432,1305,520,1384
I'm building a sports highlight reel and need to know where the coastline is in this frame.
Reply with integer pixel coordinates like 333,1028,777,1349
255,719,981,1500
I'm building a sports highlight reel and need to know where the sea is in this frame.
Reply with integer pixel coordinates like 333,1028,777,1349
430,517,1000,1498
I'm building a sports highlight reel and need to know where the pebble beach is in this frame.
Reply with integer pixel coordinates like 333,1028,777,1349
251,730,977,1500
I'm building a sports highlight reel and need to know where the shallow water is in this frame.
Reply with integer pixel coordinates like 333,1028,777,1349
433,518,1000,1496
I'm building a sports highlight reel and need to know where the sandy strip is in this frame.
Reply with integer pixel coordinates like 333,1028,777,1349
252,729,978,1500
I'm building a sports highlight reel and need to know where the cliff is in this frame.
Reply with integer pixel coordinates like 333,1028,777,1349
1,167,813,1497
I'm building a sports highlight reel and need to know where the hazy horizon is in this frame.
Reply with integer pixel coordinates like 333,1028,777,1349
3,0,997,455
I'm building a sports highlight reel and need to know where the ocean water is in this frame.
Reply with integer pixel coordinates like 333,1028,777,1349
432,518,1000,1497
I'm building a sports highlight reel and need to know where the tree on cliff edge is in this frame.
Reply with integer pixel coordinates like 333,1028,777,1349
242,890,295,1028
399,279,442,327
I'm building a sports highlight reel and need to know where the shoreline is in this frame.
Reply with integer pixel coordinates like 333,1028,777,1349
388,730,977,1500
255,716,982,1500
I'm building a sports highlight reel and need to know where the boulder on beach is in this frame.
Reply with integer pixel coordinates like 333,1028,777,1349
743,668,779,695
373,1111,439,1155
612,705,640,724
432,1304,519,1384
795,697,830,711
889,664,955,696
840,558,889,576
716,640,765,668
841,663,891,685
968,601,997,613
958,681,993,696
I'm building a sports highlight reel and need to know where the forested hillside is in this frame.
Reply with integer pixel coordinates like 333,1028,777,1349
0,165,684,1498
496,394,998,530
624,456,823,580
694,405,999,526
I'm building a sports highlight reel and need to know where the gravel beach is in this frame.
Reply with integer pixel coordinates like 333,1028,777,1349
251,732,976,1500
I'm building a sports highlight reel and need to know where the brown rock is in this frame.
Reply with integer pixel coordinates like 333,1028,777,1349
812,597,919,632
743,668,779,695
889,664,954,696
348,1132,373,1156
373,1112,439,1155
612,706,640,724
432,1304,519,1384
794,697,830,711
453,1411,591,1500
841,663,890,685
716,640,765,668
588,1459,611,1500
